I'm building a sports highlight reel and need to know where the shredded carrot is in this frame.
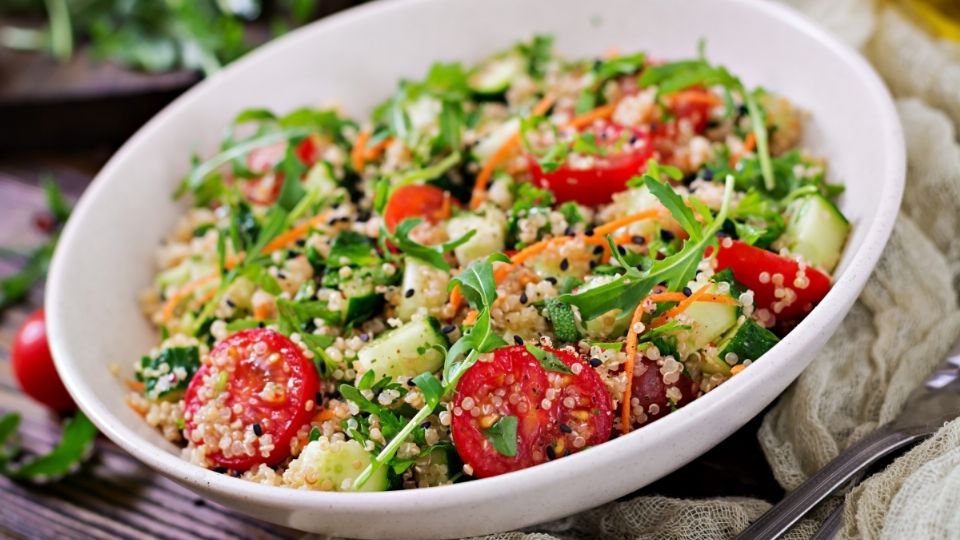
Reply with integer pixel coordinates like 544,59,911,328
670,89,723,108
125,379,145,392
621,301,647,434
730,364,747,376
494,264,513,283
592,209,664,237
192,287,219,309
253,302,271,321
314,408,337,422
510,236,572,265
364,136,392,161
567,102,618,130
652,284,712,328
159,273,219,323
262,210,332,254
469,93,556,209
448,285,464,310
126,395,149,416
352,129,372,172
463,310,478,325
729,132,757,167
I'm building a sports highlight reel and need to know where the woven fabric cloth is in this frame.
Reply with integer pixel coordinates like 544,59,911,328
474,2,960,539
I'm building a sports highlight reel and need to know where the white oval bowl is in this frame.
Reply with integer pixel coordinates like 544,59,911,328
46,0,904,537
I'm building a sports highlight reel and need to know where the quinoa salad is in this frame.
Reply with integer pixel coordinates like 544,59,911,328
130,36,850,491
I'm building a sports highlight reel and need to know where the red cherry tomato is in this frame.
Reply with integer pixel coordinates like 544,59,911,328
527,122,654,206
451,346,612,478
382,184,457,233
11,309,75,413
667,89,720,133
713,239,832,323
631,358,697,427
183,329,319,471
240,138,323,205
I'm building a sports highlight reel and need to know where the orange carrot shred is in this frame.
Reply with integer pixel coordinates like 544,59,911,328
159,273,219,323
652,284,712,328
469,93,556,210
352,129,372,172
730,364,747,376
621,301,647,434
125,379,145,392
567,102,618,130
592,209,664,237
261,210,332,255
463,310,478,325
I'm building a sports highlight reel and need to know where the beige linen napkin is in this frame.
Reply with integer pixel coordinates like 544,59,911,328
475,3,960,539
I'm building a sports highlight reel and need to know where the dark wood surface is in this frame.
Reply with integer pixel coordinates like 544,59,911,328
0,154,784,539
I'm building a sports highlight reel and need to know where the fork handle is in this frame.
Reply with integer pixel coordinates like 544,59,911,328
736,426,929,539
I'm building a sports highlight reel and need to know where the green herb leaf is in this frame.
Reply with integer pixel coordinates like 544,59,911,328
338,384,381,416
7,412,97,481
524,344,572,374
481,415,518,457
136,346,200,400
644,175,701,240
386,218,476,271
327,231,380,268
448,257,499,309
42,177,71,224
413,372,444,408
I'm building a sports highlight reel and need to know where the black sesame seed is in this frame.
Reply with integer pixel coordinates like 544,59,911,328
514,335,524,346
225,298,236,308
287,250,298,259
738,104,749,116
660,230,675,241
339,216,351,223
585,226,595,237
702,168,714,180
629,133,638,144
327,217,339,226
593,245,604,255
357,210,372,222
332,202,341,209
231,470,242,478
295,238,307,247
360,333,370,342
407,379,417,386
441,324,456,334
546,445,557,460
316,392,324,403
564,226,575,236
277,271,287,280
253,423,263,437
519,292,529,304
682,287,693,297
213,467,228,474
405,289,415,298
631,235,645,245
559,424,573,433
590,357,602,368
559,258,569,271
257,322,265,328
420,421,431,429
545,276,558,285
617,246,626,256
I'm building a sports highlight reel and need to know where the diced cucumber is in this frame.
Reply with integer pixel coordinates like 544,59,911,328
468,53,525,96
446,210,506,267
156,258,215,290
395,257,450,321
717,318,779,364
683,285,739,350
286,437,387,492
615,186,674,236
472,118,519,163
781,194,849,273
545,298,580,343
356,317,449,380
303,161,339,196
338,277,383,327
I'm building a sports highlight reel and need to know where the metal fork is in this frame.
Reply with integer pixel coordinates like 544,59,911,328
737,342,960,539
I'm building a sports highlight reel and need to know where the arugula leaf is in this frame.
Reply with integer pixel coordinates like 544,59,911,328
524,344,572,374
482,415,518,457
448,257,499,309
644,176,701,240
392,152,462,188
338,384,382,416
136,346,200,400
0,241,54,312
327,231,380,268
413,372,444,409
516,35,554,78
276,143,308,211
638,319,691,342
5,412,97,481
385,218,476,271
42,177,71,224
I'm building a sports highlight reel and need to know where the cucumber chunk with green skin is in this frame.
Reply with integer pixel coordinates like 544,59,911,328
717,318,779,365
577,276,631,339
468,53,525,96
356,317,448,380
683,285,739,350
545,298,580,343
395,257,450,322
285,437,387,492
446,210,506,267
472,118,520,163
780,194,850,273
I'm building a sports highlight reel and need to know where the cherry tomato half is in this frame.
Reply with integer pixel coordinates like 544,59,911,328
451,346,612,478
713,239,832,323
527,122,654,206
183,329,319,471
631,358,697,427
11,309,75,413
240,138,324,206
382,184,457,233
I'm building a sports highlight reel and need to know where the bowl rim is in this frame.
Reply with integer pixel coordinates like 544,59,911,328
46,0,904,515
